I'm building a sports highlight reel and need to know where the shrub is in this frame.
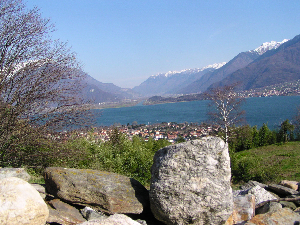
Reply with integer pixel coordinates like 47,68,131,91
52,129,171,186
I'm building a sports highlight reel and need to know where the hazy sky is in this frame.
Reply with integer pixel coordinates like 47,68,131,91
26,0,300,88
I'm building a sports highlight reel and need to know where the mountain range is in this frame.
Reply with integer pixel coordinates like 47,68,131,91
80,34,300,104
209,36,300,91
131,63,225,97
132,38,292,96
79,72,140,104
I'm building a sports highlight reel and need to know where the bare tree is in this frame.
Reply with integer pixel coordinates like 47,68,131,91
0,0,89,166
206,84,245,143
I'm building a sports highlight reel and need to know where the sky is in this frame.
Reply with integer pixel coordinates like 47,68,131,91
25,0,300,88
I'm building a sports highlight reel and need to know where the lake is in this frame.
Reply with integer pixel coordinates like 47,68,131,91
95,96,300,129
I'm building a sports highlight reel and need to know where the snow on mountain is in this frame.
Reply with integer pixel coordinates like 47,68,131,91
151,62,226,79
249,39,289,55
201,62,227,70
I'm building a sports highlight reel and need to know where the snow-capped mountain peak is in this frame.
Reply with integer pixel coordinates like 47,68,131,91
201,62,227,70
250,39,289,55
151,62,226,79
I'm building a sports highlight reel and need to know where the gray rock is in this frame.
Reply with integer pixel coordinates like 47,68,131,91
78,214,141,225
245,208,300,225
256,202,282,215
294,207,300,213
149,137,233,225
47,198,86,224
44,167,149,214
247,185,278,206
0,167,31,181
0,177,49,225
240,180,267,190
136,219,148,225
279,180,299,191
285,194,300,205
279,201,297,210
31,183,46,199
81,206,107,221
232,194,255,224
267,184,298,196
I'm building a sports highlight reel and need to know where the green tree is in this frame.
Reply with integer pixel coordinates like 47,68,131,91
229,125,253,152
252,126,260,147
258,124,271,146
277,119,294,143
0,0,86,166
293,106,300,140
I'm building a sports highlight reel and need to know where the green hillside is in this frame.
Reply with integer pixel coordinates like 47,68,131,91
231,141,300,184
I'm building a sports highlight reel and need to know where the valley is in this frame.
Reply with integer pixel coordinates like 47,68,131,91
83,34,300,108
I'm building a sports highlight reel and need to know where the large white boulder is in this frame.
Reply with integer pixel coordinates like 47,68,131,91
150,136,233,225
0,177,49,225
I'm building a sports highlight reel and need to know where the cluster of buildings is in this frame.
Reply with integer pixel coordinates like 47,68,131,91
238,81,300,98
63,122,217,143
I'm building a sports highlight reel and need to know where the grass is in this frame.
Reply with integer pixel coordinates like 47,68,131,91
26,167,45,184
231,141,300,184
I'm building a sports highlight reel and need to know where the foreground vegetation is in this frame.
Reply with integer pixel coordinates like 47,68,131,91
13,121,299,187
14,127,171,186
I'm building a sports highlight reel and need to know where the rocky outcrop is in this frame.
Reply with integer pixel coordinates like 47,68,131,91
149,137,233,225
44,167,149,214
0,177,49,225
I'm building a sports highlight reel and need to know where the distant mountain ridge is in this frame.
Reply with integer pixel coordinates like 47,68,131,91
132,38,289,97
178,51,260,94
79,35,299,104
79,73,139,104
132,62,226,97
209,34,300,91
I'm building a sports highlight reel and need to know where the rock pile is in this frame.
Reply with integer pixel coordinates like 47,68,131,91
0,137,300,224
233,180,300,224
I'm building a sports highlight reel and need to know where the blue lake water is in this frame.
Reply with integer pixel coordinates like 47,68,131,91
95,96,300,129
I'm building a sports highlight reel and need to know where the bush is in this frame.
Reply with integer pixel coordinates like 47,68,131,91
229,125,254,152
52,129,171,186
231,154,276,183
